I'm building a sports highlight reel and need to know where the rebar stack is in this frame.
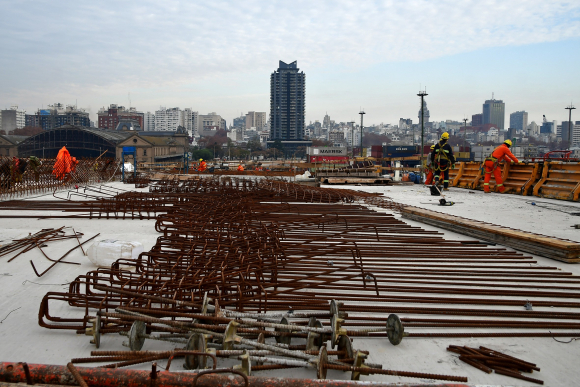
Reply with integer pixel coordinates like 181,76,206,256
27,177,580,346
0,156,120,200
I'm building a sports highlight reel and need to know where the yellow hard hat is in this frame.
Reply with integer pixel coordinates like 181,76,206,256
504,139,512,147
430,145,435,150
441,132,450,140
199,158,203,162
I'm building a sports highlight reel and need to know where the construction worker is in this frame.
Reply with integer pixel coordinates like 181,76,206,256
52,146,72,180
484,139,519,193
431,132,455,190
197,159,207,172
237,164,244,172
424,145,435,185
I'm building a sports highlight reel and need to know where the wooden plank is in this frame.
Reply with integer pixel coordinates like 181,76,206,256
401,206,580,263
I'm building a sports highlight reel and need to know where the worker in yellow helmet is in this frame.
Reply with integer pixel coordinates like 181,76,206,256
424,145,436,185
197,158,207,172
483,139,518,193
430,132,455,191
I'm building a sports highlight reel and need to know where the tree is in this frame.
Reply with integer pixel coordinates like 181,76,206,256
271,139,285,152
247,139,262,153
311,139,332,147
362,133,389,147
190,148,213,161
9,126,43,136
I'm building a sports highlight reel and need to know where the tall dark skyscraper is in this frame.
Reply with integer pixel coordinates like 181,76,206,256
270,61,305,141
482,98,505,130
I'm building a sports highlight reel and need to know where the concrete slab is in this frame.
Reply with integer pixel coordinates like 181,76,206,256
0,181,578,386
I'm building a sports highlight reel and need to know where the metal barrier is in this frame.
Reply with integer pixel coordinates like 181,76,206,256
451,162,481,188
533,161,580,201
501,162,542,195
447,163,461,186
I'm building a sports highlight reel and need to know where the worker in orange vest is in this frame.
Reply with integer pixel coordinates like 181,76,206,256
237,164,244,172
198,159,207,172
424,145,435,185
484,139,519,193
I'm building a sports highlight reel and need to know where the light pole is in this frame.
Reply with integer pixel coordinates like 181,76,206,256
566,104,576,149
213,142,217,160
359,110,365,158
463,118,468,147
417,89,428,176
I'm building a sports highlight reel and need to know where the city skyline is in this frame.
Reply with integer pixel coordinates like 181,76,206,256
1,1,579,127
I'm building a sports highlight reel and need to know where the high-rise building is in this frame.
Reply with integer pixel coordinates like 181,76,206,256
482,98,505,129
98,104,144,130
509,111,528,132
198,112,225,135
183,109,198,137
540,121,556,134
417,100,430,128
154,107,196,133
1,105,26,132
26,103,89,130
399,118,412,129
245,112,267,130
323,113,331,128
233,114,246,129
559,121,580,145
472,114,483,126
143,112,155,131
270,60,305,141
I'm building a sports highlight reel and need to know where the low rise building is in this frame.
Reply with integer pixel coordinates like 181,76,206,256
98,104,143,130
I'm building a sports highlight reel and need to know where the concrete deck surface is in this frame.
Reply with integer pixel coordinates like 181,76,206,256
0,181,578,386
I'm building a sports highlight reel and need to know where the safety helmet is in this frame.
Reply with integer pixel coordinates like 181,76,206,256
199,158,203,162
504,139,512,147
441,132,450,140
430,145,435,150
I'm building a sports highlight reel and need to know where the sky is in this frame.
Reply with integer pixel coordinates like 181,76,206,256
1,0,579,127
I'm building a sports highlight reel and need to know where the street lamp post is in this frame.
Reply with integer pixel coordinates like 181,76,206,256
463,118,468,147
213,142,217,160
417,89,428,177
359,110,365,158
566,104,576,149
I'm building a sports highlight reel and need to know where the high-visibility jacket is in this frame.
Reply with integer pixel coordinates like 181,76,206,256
237,165,244,171
489,144,518,164
52,146,72,180
431,140,455,165
198,161,207,172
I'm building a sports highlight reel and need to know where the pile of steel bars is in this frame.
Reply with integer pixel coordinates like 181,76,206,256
29,177,580,344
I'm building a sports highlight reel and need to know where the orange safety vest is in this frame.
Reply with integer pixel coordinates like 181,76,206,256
489,144,519,164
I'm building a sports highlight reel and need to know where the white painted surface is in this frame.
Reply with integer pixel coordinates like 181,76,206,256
0,182,579,386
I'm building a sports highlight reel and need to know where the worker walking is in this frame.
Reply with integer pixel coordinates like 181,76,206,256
424,145,435,185
484,139,519,193
431,132,455,190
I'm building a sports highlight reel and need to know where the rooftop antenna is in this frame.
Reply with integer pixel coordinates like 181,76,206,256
492,92,494,100
128,92,131,109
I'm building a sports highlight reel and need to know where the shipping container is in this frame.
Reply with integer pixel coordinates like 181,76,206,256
309,156,349,163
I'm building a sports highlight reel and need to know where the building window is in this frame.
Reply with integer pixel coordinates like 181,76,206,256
143,149,147,156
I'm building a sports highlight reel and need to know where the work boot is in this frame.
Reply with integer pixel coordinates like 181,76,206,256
484,191,491,194
443,188,449,191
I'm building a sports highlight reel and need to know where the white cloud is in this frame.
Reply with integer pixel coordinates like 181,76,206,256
0,0,578,121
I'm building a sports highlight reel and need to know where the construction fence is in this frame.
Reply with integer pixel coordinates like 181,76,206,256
0,156,121,200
